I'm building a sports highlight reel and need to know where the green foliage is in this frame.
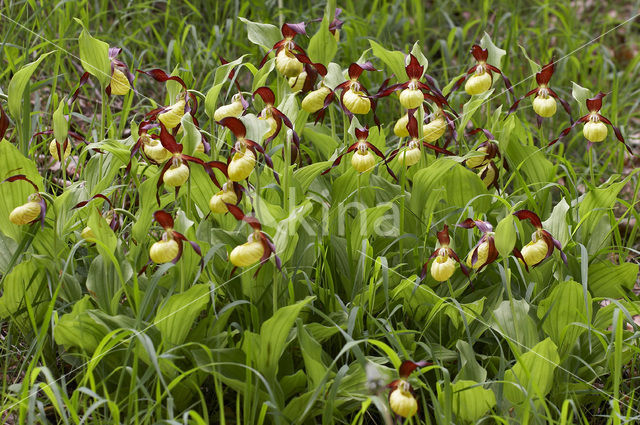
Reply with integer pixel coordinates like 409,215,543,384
0,1,638,425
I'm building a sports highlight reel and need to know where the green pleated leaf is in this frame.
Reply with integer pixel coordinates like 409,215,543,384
0,140,44,241
239,17,281,50
369,40,407,82
537,280,591,357
154,283,210,347
75,19,110,87
447,380,496,423
588,261,638,298
503,338,560,405
7,52,52,121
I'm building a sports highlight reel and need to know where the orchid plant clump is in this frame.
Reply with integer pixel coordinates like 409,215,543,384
0,6,637,425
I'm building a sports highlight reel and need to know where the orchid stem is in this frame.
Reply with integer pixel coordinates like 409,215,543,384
588,148,595,188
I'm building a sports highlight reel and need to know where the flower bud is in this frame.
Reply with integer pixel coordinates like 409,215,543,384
143,139,172,163
430,255,456,281
521,237,548,267
213,98,243,122
288,71,307,92
394,114,410,137
158,98,186,130
466,240,489,269
275,49,303,78
399,88,424,109
423,117,447,142
110,68,130,96
389,381,418,418
583,120,607,142
343,89,371,115
230,235,265,267
465,146,489,169
163,162,190,187
478,163,496,188
398,145,421,167
532,95,556,117
301,86,331,113
149,238,179,263
228,149,256,181
9,200,41,225
209,186,238,214
351,150,376,173
465,72,492,95
49,140,71,161
81,226,96,240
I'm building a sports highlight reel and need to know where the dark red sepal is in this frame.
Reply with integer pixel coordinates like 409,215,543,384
399,360,430,378
253,87,276,106
282,22,307,38
137,69,187,90
535,60,555,86
405,54,424,80
153,210,175,230
513,209,542,228
470,45,488,62
73,193,113,209
159,123,183,154
226,204,262,230
586,92,606,112
218,117,247,139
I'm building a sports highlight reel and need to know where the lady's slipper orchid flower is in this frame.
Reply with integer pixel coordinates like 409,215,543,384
214,93,247,122
288,61,324,94
464,128,507,189
106,47,134,96
507,60,571,125
513,210,567,268
226,204,281,274
3,175,47,228
213,57,249,122
377,54,451,110
322,127,397,179
393,101,458,153
33,129,86,163
464,128,504,167
458,219,500,271
217,117,279,183
153,124,223,204
209,181,242,214
335,62,379,118
128,121,171,173
253,87,300,147
387,113,453,167
387,360,429,420
300,63,341,124
259,22,311,78
450,45,514,97
73,194,119,240
420,225,468,282
69,46,134,102
549,92,633,153
148,210,202,265
138,69,202,135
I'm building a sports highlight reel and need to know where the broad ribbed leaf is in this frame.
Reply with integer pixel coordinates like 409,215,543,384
537,280,591,356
